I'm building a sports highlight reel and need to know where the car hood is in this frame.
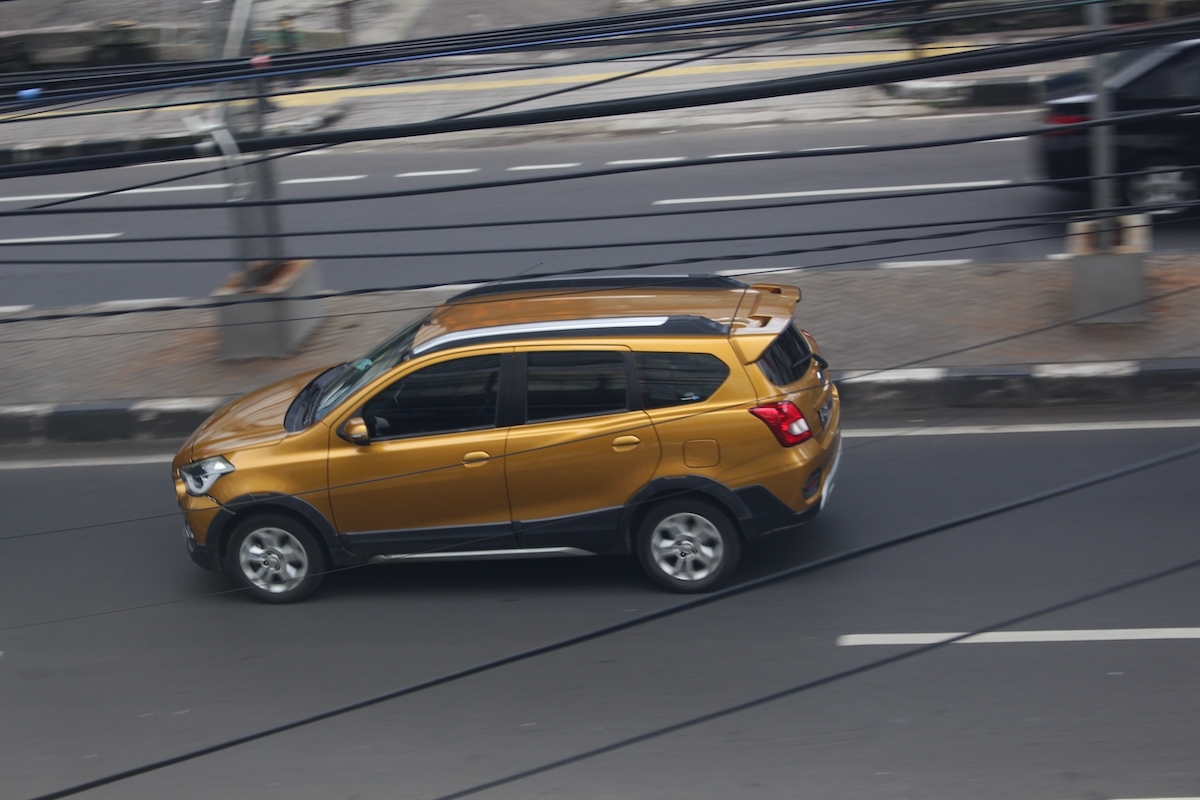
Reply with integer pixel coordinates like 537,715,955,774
183,367,329,463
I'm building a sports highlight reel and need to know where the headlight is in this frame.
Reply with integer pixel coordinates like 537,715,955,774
179,456,235,496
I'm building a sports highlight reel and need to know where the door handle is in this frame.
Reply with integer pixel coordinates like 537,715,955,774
612,435,641,451
462,450,491,466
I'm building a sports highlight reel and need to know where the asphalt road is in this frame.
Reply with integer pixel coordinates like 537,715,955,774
5,111,1200,309
2,407,1199,800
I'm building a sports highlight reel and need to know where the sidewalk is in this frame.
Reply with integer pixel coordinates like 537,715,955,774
2,255,1197,442
0,32,1077,158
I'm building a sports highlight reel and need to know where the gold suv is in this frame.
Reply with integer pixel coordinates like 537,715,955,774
174,275,841,602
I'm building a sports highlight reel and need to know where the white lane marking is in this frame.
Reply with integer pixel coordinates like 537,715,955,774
605,157,687,165
0,455,174,470
0,185,229,203
397,168,480,177
0,233,123,244
119,184,230,195
802,145,861,152
839,628,1200,646
279,175,366,185
879,258,973,268
0,305,33,314
978,136,1028,143
842,419,1200,438
506,163,582,171
130,397,226,413
653,180,1011,205
709,150,778,158
1034,361,1139,378
0,192,90,203
94,297,187,310
716,267,800,276
840,368,948,383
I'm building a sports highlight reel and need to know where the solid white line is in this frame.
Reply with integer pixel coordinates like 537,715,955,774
280,175,366,185
119,184,230,195
0,233,123,244
838,628,1200,646
842,419,1200,438
709,150,778,158
397,168,480,177
0,455,174,471
653,180,1011,205
507,163,582,171
0,192,90,203
879,258,973,269
94,297,187,310
606,157,686,165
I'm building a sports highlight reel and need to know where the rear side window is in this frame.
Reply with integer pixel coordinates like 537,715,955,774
634,352,729,408
757,324,813,387
362,354,501,439
526,351,628,423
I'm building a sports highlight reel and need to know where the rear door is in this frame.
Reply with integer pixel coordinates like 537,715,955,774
504,347,661,553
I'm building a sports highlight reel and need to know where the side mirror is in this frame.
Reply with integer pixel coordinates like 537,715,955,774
340,416,370,446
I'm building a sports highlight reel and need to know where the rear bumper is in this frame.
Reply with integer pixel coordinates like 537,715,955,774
737,435,841,541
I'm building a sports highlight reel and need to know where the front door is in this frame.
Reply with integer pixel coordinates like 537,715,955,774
504,348,661,553
328,350,516,555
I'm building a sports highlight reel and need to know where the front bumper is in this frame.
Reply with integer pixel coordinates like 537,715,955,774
183,523,220,572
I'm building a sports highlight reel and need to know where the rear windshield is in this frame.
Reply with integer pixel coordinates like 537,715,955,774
756,324,813,387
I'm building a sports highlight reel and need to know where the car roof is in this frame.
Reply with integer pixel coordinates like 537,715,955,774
408,274,800,361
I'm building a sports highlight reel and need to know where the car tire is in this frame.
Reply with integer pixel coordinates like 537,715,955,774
636,498,741,593
226,513,326,603
1124,165,1198,214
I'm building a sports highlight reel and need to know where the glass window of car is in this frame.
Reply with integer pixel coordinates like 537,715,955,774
361,354,501,439
757,323,813,387
314,314,429,421
525,351,628,423
634,352,730,409
1126,49,1200,101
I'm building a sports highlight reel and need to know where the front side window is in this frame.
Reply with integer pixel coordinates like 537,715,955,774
362,354,501,440
634,352,730,408
1126,50,1200,101
525,351,628,423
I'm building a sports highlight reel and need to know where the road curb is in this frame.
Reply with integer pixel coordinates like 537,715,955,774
2,359,1198,444
0,101,353,167
835,358,1200,410
883,75,1044,106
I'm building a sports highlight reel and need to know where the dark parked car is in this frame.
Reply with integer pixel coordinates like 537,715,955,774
1038,40,1200,212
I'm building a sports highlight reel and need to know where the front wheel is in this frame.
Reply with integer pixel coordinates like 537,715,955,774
226,513,326,603
636,499,741,593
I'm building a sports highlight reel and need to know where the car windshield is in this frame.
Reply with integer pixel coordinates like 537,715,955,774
312,314,429,421
1109,47,1153,77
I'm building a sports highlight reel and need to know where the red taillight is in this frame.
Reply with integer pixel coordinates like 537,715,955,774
749,401,812,447
1045,113,1089,136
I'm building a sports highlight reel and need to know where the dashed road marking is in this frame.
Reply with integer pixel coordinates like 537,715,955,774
879,258,973,268
709,151,778,158
653,180,1011,205
0,233,123,244
605,157,687,165
843,419,1200,437
0,455,175,470
839,628,1200,646
397,168,481,177
507,163,582,171
279,175,366,184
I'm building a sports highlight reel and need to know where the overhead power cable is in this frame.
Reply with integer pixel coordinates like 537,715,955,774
22,438,1200,800
4,13,1197,179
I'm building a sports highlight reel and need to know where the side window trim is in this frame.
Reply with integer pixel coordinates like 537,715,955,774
358,352,508,442
513,348,635,426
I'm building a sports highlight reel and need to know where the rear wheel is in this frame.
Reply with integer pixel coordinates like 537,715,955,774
226,513,326,603
1124,165,1198,214
636,498,740,593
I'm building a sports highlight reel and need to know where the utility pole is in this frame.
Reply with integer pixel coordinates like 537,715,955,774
1087,0,1117,250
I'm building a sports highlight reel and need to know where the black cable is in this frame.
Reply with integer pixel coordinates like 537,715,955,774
5,13,1196,179
430,547,1200,800
22,437,1200,800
